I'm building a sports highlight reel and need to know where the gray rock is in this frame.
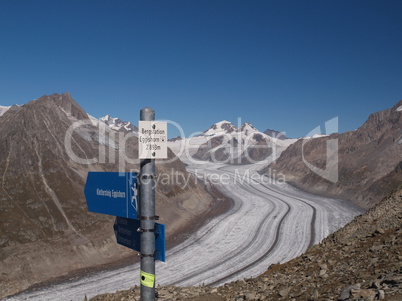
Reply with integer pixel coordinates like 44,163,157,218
319,264,328,271
312,288,319,299
279,287,291,297
244,291,257,300
370,245,384,252
338,284,360,301
371,279,382,289
350,288,376,300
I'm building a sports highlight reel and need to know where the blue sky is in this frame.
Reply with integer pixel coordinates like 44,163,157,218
1,0,401,138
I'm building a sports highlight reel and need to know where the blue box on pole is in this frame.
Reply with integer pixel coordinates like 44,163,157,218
114,217,166,262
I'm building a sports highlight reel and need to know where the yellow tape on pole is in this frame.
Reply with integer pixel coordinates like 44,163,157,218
140,270,155,288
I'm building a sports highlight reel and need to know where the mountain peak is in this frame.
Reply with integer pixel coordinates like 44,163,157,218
237,122,258,135
100,115,138,133
213,120,235,128
264,129,288,140
393,99,402,112
202,120,236,136
30,92,88,120
239,122,256,129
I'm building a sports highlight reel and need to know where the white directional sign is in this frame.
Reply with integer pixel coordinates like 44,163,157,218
138,121,168,159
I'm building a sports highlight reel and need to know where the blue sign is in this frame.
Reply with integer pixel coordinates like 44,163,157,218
114,217,166,262
114,217,141,252
155,222,166,262
84,172,138,219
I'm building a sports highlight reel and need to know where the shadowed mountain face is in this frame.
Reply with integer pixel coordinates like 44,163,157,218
263,129,288,140
264,100,402,209
0,93,212,298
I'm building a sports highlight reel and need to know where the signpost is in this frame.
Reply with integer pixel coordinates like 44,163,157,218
138,120,168,159
84,107,167,301
113,217,166,262
84,172,138,219
139,107,162,301
114,216,141,252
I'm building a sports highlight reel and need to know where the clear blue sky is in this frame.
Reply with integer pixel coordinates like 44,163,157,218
1,0,401,138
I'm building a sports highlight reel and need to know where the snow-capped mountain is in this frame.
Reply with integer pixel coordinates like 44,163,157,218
200,121,260,138
0,105,11,116
169,120,297,165
203,120,294,145
100,115,138,133
201,120,237,136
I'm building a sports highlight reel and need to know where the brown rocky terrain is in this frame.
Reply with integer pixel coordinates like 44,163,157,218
0,93,213,298
263,100,402,209
91,185,402,301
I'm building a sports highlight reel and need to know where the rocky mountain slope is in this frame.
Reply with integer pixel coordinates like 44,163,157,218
263,100,402,209
188,121,296,164
91,185,402,301
0,93,213,298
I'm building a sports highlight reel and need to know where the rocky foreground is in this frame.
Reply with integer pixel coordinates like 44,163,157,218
91,185,402,301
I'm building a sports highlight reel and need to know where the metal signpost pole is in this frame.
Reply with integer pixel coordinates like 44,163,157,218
139,107,156,301
84,107,166,300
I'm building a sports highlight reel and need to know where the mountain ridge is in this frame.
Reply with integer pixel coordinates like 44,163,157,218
100,115,138,133
264,128,288,140
264,99,402,209
189,120,296,164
